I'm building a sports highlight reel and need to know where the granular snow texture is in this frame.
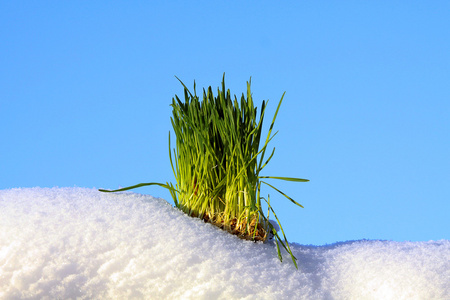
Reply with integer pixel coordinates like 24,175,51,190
0,187,448,299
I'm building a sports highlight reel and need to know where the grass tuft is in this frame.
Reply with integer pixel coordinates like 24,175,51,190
100,74,309,268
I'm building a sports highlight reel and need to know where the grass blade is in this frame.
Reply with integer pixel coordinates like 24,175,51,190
99,182,178,193
261,181,304,208
259,176,309,182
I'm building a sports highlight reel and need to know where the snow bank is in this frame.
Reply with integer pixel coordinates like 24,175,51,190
0,188,448,299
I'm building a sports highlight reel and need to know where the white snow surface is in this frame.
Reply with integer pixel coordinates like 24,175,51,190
0,187,448,300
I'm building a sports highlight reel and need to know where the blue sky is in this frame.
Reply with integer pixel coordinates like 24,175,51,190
1,2,449,245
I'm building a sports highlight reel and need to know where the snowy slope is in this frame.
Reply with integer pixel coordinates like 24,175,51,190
0,188,448,299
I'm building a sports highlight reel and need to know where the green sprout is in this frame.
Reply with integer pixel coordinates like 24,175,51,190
100,74,309,268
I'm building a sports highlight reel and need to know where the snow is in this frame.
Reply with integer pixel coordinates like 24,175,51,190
0,187,448,299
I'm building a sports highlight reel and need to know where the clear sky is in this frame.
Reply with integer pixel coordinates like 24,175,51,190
1,1,449,245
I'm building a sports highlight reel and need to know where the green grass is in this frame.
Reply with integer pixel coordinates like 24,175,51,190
100,74,309,268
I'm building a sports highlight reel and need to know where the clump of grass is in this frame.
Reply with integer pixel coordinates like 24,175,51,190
100,74,309,268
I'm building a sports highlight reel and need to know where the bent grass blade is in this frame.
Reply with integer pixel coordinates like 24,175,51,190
99,182,178,193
